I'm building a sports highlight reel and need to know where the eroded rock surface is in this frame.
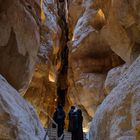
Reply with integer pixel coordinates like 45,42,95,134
1,0,139,138
24,0,64,126
0,0,40,92
0,75,45,140
0,0,47,139
89,55,140,140
93,0,140,63
88,0,140,139
67,0,124,128
104,64,129,94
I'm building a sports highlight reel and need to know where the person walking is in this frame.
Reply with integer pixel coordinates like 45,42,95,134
68,106,75,132
71,108,84,140
77,109,84,140
71,108,79,140
53,104,65,139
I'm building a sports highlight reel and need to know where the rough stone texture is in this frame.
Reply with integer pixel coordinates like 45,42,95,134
67,71,106,127
0,0,40,92
67,0,140,135
67,0,124,129
0,75,45,140
89,55,140,140
1,0,139,138
104,64,129,94
88,0,140,139
68,0,85,38
68,0,140,64
0,0,48,139
93,0,140,63
24,0,62,126
24,64,57,126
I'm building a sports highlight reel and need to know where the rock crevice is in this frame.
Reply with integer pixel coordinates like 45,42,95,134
0,0,140,139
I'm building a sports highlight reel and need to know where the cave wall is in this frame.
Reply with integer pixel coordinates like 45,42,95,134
24,0,61,126
1,0,139,139
0,0,46,139
67,0,124,129
90,57,140,140
0,0,40,92
0,75,45,140
88,0,140,139
23,0,140,136
24,0,69,126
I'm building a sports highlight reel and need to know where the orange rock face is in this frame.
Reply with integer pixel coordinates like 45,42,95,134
88,0,140,139
90,56,140,140
0,0,46,139
67,0,124,129
1,0,139,139
0,0,40,92
0,75,45,140
24,0,64,126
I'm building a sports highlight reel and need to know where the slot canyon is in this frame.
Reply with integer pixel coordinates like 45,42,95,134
0,0,140,140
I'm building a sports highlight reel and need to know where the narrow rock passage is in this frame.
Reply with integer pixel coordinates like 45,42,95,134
1,0,140,139
56,0,69,108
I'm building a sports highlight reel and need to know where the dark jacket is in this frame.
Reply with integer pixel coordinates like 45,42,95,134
72,109,84,140
53,106,65,137
68,108,75,132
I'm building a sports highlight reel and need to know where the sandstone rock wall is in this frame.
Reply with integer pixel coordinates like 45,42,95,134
0,0,46,139
88,0,140,139
67,0,124,129
0,0,40,92
0,75,45,140
93,0,140,63
89,56,140,140
1,0,139,139
24,0,61,126
24,0,70,126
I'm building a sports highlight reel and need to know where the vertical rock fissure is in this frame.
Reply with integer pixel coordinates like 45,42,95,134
57,0,69,107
